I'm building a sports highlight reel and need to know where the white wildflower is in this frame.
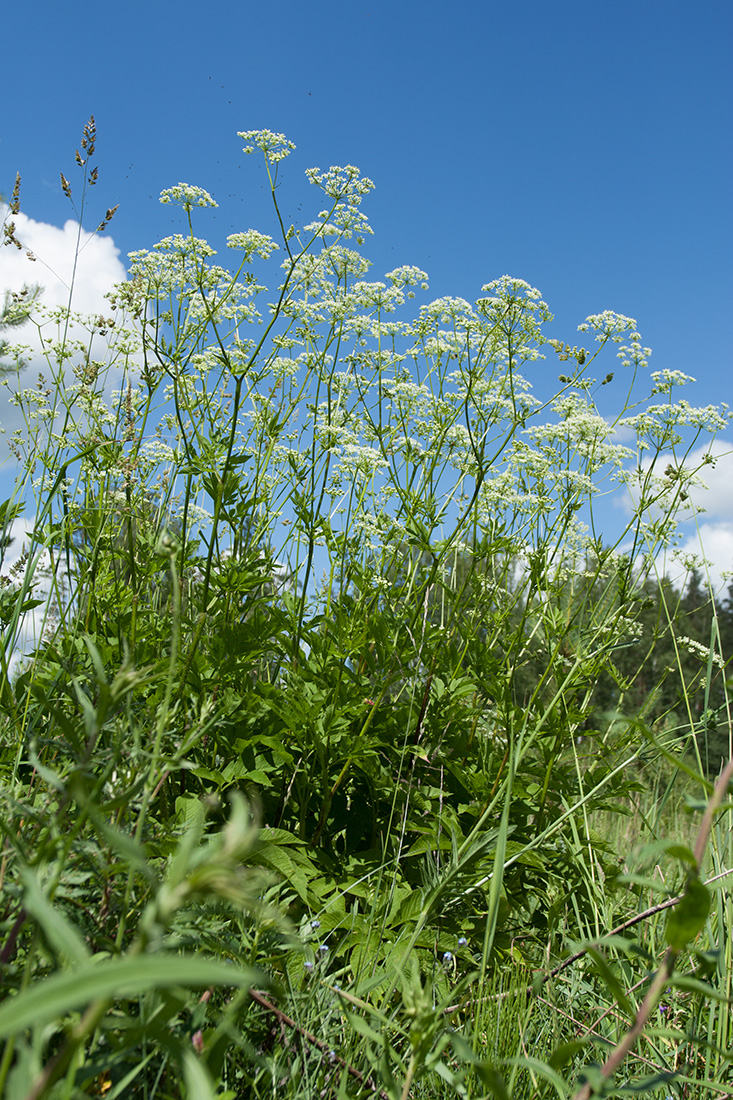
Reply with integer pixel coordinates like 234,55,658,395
677,635,724,669
227,230,279,259
159,183,218,209
650,370,696,395
578,311,637,343
385,265,429,291
239,130,296,162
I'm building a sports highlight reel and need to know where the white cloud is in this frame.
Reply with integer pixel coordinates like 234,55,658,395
614,437,733,596
683,439,733,521
0,206,127,316
0,513,56,676
669,441,733,596
0,206,130,473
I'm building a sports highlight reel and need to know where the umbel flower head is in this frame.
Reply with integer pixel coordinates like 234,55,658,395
238,129,296,162
159,184,218,210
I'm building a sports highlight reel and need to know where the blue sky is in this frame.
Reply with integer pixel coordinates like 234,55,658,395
1,0,732,588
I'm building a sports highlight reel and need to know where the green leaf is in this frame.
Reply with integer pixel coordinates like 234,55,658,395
668,973,732,1003
183,1049,218,1099
0,955,259,1039
586,947,634,1018
392,890,424,925
478,1068,511,1100
614,1070,676,1093
502,1055,571,1096
0,498,24,528
548,1039,589,1071
665,844,698,868
345,1010,382,1044
20,865,91,968
666,874,710,952
404,833,454,857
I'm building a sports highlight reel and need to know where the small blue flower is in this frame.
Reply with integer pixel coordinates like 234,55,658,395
310,918,321,929
442,951,453,964
318,943,329,954
457,936,468,947
304,960,314,971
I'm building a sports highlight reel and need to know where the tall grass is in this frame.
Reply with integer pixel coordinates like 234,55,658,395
0,122,731,1099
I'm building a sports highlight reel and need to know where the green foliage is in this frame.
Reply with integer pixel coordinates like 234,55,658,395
1,122,731,1098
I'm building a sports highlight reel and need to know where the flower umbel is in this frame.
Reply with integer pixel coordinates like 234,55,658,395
159,183,218,210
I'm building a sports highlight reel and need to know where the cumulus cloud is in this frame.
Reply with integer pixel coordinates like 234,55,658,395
664,440,733,595
683,439,733,522
0,206,127,316
613,434,733,596
0,513,55,676
0,206,130,472
635,441,733,597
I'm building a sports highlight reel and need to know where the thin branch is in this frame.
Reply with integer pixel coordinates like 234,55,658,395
248,988,390,1099
545,864,733,985
442,864,733,1015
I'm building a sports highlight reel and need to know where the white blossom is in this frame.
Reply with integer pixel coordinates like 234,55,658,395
238,130,296,162
226,230,279,259
159,184,218,209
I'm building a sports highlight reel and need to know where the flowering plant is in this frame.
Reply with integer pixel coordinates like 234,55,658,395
1,124,731,1100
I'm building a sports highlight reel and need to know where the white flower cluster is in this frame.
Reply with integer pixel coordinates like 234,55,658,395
650,370,696,395
304,165,374,201
616,331,652,369
671,550,712,573
475,277,551,350
349,281,404,312
159,184,218,209
339,443,388,477
227,230,279,259
238,130,296,162
304,165,375,244
385,266,429,292
676,635,724,668
578,311,637,342
626,401,730,434
481,276,545,303
170,501,212,528
416,296,474,328
390,434,427,463
17,131,728,614
477,276,550,320
140,439,176,464
320,246,372,281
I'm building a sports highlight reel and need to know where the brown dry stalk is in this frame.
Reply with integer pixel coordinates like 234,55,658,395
248,988,390,1099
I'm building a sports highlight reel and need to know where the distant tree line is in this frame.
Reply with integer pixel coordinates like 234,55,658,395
586,565,733,775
